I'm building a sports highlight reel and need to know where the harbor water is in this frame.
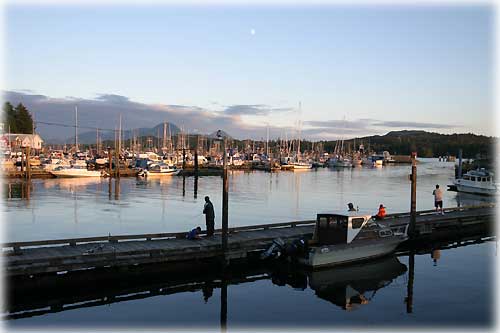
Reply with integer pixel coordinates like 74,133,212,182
3,158,495,329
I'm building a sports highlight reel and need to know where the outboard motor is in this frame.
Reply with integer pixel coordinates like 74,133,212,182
261,238,286,259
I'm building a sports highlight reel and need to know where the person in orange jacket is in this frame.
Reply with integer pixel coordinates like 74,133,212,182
373,204,386,220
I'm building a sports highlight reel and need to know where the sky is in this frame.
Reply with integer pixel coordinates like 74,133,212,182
3,3,495,140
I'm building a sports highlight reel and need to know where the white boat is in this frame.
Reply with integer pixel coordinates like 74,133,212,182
43,158,71,171
50,165,104,178
291,161,313,169
453,168,497,196
139,163,180,177
328,157,353,168
298,212,407,268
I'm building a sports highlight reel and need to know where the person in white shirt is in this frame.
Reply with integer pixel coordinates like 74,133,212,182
432,184,444,215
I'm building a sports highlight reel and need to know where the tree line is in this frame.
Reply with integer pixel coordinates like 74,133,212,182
3,102,34,134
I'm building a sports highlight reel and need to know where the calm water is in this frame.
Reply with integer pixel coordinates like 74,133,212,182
3,159,496,330
4,159,493,242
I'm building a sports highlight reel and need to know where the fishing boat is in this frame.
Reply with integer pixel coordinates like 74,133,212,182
291,161,313,169
139,163,179,177
453,168,497,196
50,165,104,178
298,212,407,268
328,157,353,168
42,158,71,171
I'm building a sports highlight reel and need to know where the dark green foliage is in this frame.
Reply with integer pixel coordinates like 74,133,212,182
3,102,17,133
14,103,34,134
320,131,495,159
2,102,34,134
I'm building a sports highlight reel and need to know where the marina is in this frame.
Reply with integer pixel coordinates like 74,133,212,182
3,3,495,330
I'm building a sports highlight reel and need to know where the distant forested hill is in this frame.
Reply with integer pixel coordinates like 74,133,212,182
320,130,495,158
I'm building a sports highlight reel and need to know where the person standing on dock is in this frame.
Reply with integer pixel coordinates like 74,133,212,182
203,196,215,237
433,184,444,215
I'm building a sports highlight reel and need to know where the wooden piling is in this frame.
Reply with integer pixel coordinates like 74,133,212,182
409,152,417,239
20,148,24,175
222,137,229,257
26,147,31,180
182,148,186,170
457,149,463,179
115,146,120,178
108,147,112,177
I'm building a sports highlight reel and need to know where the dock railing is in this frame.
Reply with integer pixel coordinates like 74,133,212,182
2,220,317,253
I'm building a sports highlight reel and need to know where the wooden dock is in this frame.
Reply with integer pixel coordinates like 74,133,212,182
3,205,494,277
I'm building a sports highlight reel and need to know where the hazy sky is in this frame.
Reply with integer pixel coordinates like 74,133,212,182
4,4,494,139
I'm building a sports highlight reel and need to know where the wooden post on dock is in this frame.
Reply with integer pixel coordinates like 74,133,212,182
457,149,463,179
26,146,31,180
182,148,186,170
194,144,199,175
409,152,417,239
20,148,24,175
115,146,120,178
108,147,112,177
222,136,229,256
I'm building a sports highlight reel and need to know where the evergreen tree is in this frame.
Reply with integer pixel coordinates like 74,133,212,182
14,103,34,134
3,102,17,133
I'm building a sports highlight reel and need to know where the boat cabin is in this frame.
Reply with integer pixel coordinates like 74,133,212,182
313,212,373,245
462,170,493,183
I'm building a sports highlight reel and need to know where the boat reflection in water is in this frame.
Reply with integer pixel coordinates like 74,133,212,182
307,256,407,311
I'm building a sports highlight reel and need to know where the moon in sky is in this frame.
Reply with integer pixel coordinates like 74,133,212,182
250,29,256,35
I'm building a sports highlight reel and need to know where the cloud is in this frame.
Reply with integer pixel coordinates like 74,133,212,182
223,104,293,116
304,120,369,130
3,90,463,142
304,118,459,131
372,120,458,129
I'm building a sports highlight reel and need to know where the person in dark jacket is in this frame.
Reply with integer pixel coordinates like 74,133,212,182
187,226,202,240
203,196,215,237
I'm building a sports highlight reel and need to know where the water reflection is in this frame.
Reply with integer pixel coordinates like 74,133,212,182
307,256,407,311
6,255,407,321
6,236,494,328
455,191,495,207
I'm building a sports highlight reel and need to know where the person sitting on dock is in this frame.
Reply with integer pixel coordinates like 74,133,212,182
187,226,202,240
433,184,444,215
347,203,357,212
373,204,386,220
203,196,215,237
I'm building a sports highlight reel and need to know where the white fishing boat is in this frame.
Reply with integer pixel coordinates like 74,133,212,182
298,212,407,268
43,158,71,171
453,168,497,196
50,165,104,178
291,161,313,169
328,157,353,168
139,163,179,177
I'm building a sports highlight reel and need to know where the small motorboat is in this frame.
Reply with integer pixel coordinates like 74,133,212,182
50,165,104,178
453,168,497,196
138,163,180,177
298,211,408,268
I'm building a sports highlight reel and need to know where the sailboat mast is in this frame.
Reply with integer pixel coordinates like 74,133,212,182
118,114,122,153
75,106,78,152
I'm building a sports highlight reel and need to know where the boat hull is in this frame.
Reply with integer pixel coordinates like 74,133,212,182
144,170,180,177
299,236,405,269
454,183,497,196
50,170,102,178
